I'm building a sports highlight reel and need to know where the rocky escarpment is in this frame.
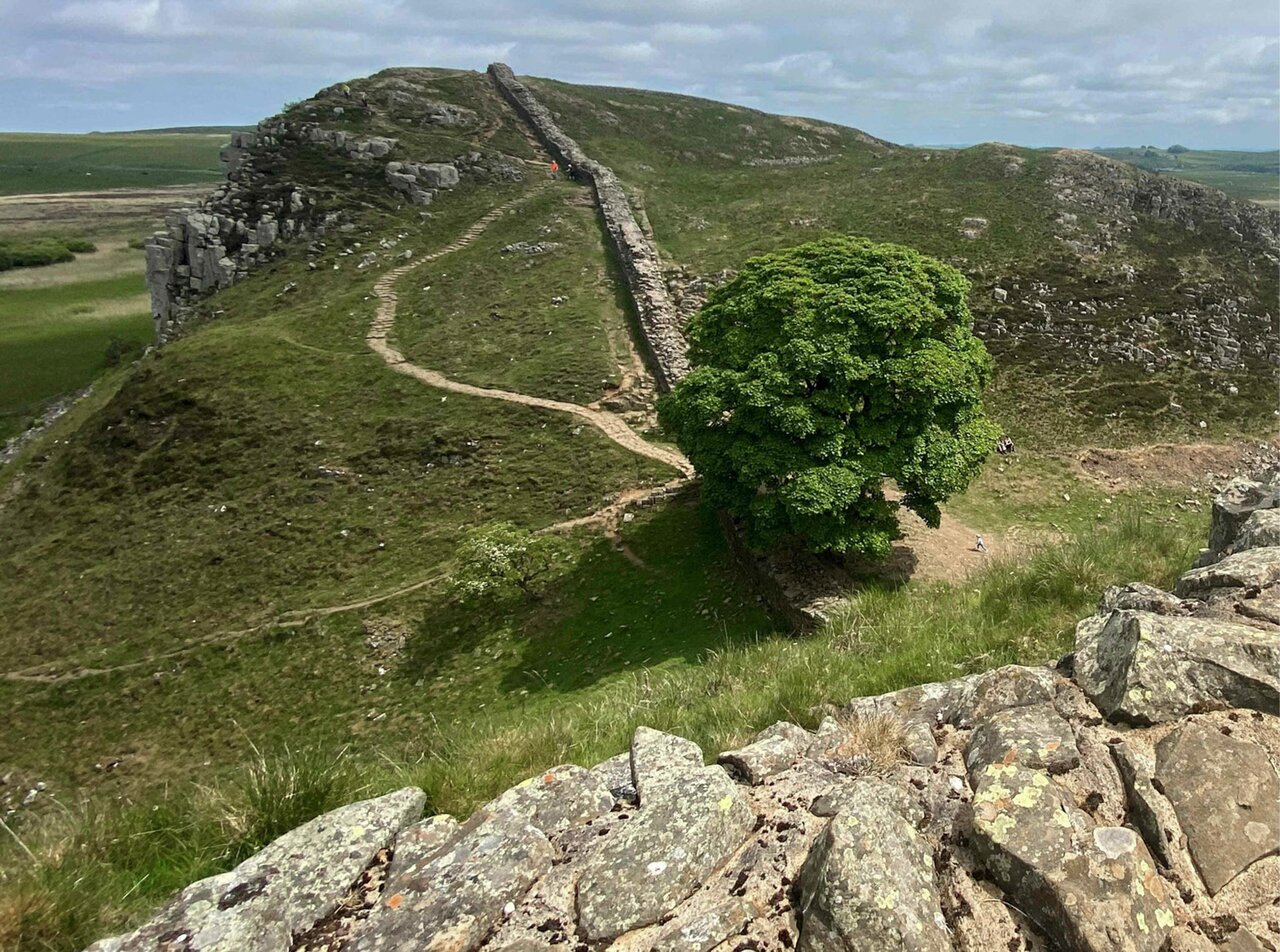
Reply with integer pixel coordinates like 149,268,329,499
487,63,690,392
144,85,517,343
86,471,1280,952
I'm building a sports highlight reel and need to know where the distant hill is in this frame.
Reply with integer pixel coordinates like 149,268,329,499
109,125,247,135
1095,145,1279,207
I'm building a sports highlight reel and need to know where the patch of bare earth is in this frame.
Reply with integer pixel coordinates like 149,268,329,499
1075,440,1279,492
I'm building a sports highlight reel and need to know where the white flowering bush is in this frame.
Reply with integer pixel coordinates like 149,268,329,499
450,522,570,602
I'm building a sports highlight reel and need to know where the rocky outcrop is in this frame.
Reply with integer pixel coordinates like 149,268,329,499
487,63,690,391
1050,150,1280,255
146,104,467,344
84,472,1279,951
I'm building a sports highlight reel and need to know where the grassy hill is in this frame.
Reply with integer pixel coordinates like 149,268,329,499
0,132,226,195
1097,146,1279,207
525,77,1278,445
0,67,1273,948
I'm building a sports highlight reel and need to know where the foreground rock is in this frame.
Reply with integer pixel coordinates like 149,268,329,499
82,475,1280,951
86,788,425,952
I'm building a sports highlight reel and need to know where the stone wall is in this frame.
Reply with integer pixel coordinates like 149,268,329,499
487,63,690,392
86,471,1280,952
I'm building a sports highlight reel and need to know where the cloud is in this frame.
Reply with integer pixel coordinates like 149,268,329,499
0,0,1275,147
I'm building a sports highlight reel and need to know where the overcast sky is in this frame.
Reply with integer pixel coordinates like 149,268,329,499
2,0,1277,149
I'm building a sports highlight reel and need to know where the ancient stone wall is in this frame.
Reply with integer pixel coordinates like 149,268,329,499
487,63,690,392
87,471,1280,952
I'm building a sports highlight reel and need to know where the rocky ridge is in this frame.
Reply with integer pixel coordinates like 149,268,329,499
143,89,507,342
86,470,1280,951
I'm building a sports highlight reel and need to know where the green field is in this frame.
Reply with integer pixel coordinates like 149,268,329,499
0,251,151,441
1096,146,1280,206
0,132,226,195
0,68,1273,950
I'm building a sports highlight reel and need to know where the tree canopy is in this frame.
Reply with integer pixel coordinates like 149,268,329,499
658,236,998,558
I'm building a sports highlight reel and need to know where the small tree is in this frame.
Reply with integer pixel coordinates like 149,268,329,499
658,236,998,558
1167,144,1189,154
451,522,568,602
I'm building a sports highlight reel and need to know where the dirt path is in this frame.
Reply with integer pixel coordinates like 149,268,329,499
6,193,694,686
365,194,693,477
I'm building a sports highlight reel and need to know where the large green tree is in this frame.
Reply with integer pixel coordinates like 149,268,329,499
659,236,998,558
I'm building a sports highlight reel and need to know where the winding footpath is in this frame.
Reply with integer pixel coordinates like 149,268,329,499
5,193,693,686
365,192,692,477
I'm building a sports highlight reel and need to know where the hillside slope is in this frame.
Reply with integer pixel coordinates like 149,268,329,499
1,65,1277,948
526,76,1279,443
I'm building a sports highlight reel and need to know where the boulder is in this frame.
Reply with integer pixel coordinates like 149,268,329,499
1205,477,1280,561
1235,508,1280,552
353,810,553,952
651,895,758,951
1176,546,1280,597
967,763,1173,952
87,787,425,952
1074,610,1279,722
717,721,812,785
587,751,636,801
1097,581,1188,616
418,163,460,189
630,725,703,800
1153,720,1280,894
575,731,753,941
966,703,1081,775
797,782,949,952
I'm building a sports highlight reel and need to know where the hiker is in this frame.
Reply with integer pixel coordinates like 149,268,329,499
975,534,987,553
549,160,560,179
565,162,576,181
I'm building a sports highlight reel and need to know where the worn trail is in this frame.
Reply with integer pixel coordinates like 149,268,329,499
6,192,693,686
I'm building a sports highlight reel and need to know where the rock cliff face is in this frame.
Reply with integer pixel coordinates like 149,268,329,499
487,63,690,392
144,109,467,344
86,471,1280,952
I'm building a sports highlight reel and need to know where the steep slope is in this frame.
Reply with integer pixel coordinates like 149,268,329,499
526,76,1279,444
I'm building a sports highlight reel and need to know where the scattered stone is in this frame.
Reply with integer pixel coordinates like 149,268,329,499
797,782,949,952
717,721,812,785
352,810,553,952
966,703,1082,774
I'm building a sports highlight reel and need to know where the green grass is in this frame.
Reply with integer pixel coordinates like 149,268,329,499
395,185,633,402
0,133,226,195
0,271,150,440
527,78,1277,445
0,503,1203,951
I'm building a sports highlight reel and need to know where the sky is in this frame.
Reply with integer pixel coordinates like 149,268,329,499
1,0,1277,149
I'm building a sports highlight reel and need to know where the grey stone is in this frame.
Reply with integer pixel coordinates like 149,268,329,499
968,763,1173,952
1154,720,1280,894
1110,741,1177,867
474,763,613,837
630,725,703,801
353,810,553,952
385,814,459,881
1098,581,1188,615
575,731,753,941
1177,546,1280,596
1075,609,1279,722
717,721,812,785
417,163,460,188
1235,508,1280,553
651,895,757,951
797,783,949,952
587,751,636,801
966,703,1082,775
1206,478,1280,561
86,787,425,952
